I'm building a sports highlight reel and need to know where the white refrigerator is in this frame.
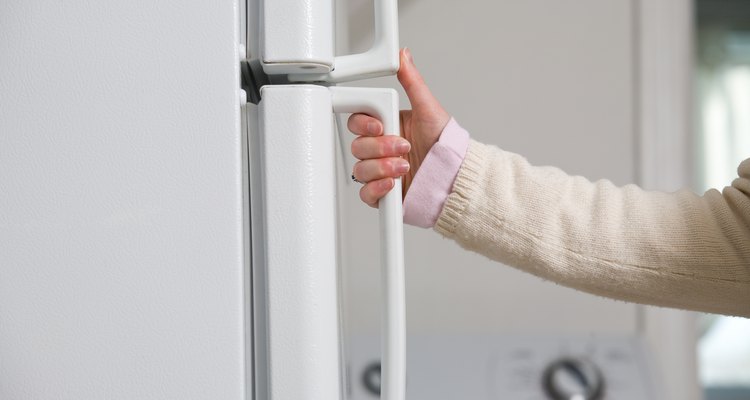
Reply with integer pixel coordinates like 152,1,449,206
0,0,404,398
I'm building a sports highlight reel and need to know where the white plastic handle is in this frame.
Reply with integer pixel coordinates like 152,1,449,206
330,86,405,400
290,0,400,83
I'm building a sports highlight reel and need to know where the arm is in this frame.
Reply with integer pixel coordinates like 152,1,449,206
437,141,750,317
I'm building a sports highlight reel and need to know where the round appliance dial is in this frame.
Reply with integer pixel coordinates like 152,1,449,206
362,361,381,396
542,357,604,400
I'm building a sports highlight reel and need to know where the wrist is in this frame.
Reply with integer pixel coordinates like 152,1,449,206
402,117,470,228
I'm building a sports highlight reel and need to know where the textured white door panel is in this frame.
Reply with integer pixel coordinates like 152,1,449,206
256,85,341,400
0,0,247,399
261,0,335,73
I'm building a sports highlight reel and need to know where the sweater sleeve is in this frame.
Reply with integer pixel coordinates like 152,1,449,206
435,140,750,317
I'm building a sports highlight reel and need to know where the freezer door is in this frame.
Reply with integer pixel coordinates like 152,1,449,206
0,1,248,399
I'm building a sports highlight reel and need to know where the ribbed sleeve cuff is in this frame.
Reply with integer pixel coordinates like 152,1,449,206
403,118,470,228
435,140,488,237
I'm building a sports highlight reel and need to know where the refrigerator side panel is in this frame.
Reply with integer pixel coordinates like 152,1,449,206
0,0,247,399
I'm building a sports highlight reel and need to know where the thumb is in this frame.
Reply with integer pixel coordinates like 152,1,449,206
397,48,437,110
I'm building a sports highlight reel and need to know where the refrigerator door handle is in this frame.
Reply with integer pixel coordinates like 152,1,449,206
290,0,399,83
330,86,406,400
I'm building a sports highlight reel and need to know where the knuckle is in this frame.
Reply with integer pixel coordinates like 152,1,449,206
379,138,392,157
388,158,401,174
378,160,390,177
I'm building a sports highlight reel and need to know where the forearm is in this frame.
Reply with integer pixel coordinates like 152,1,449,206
436,140,750,317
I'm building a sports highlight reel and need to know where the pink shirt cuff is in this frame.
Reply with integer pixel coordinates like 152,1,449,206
403,118,470,228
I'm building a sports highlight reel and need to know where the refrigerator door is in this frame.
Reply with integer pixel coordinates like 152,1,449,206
0,1,248,399
253,85,342,400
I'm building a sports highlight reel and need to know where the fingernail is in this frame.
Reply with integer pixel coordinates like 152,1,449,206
395,159,410,174
367,122,380,135
395,140,411,153
405,48,414,64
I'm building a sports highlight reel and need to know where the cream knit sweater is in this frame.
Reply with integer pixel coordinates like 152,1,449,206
435,140,750,317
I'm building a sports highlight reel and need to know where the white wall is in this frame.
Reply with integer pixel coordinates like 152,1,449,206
338,0,638,336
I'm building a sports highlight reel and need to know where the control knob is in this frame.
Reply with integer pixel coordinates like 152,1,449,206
542,357,604,400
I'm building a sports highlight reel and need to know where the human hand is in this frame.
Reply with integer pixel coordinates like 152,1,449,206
348,48,451,207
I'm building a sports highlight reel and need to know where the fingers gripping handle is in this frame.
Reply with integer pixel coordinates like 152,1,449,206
290,0,399,83
330,87,406,400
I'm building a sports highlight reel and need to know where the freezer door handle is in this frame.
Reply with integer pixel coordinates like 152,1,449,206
289,0,400,83
330,86,406,400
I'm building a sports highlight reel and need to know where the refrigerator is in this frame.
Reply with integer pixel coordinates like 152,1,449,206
0,0,404,399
